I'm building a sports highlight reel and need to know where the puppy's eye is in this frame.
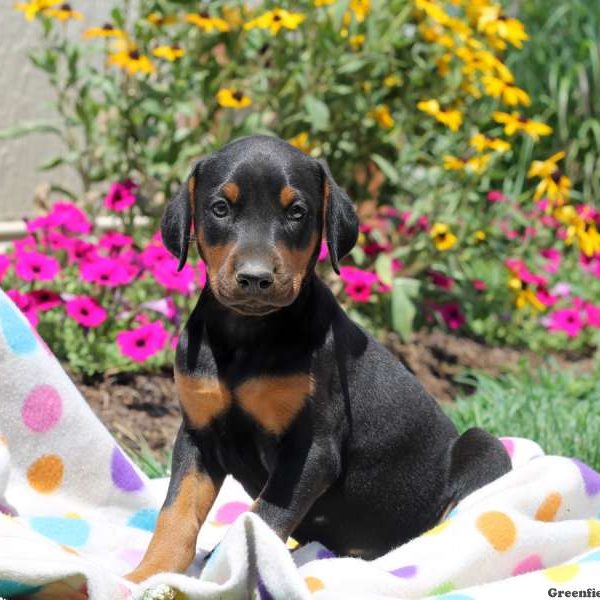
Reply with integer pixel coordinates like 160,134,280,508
287,203,307,221
211,200,230,218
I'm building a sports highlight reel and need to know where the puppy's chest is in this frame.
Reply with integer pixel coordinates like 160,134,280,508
175,369,314,435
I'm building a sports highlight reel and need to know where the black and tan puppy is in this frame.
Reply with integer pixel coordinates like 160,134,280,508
127,135,510,582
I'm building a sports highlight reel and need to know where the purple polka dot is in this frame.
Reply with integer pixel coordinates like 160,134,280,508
573,459,600,496
257,574,275,600
390,564,418,578
317,548,336,560
500,438,515,458
111,448,144,492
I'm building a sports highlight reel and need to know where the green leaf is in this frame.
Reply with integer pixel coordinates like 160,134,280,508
375,253,393,286
391,277,420,341
304,95,330,132
0,121,62,140
371,153,400,184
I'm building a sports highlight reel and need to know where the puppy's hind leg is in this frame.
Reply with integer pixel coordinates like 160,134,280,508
442,427,512,513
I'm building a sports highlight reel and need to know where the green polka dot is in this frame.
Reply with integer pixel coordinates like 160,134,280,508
430,581,455,595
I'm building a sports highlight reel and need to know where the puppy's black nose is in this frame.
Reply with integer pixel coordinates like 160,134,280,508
235,263,274,292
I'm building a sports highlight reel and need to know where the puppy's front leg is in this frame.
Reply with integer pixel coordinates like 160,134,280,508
252,435,341,542
125,426,224,583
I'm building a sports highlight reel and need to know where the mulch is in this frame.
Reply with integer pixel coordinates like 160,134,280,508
72,330,593,458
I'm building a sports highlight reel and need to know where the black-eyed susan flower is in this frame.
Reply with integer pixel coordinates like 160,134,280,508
222,5,244,27
369,105,394,129
492,112,552,140
217,88,252,109
244,9,305,34
288,132,316,154
185,11,229,32
14,0,60,21
349,34,365,49
415,0,449,25
443,153,490,174
109,48,155,75
474,230,487,242
477,6,528,49
152,45,185,62
383,74,402,88
430,223,458,251
482,76,530,107
469,133,511,153
576,220,600,257
83,23,126,39
417,99,463,132
146,12,177,26
528,151,571,201
43,2,83,21
314,0,336,5
349,0,370,23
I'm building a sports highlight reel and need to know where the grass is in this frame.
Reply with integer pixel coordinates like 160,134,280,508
445,362,600,471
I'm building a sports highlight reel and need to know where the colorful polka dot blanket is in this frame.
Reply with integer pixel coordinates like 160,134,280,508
1,288,600,600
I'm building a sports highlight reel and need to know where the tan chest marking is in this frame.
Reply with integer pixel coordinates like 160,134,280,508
235,374,314,434
175,371,231,429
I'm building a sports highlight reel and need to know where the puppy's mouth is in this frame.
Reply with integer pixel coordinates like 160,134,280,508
226,300,281,317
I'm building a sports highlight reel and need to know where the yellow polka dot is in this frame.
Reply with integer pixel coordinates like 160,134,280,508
535,492,562,522
588,520,600,548
544,564,580,583
476,511,517,551
286,537,300,550
27,454,64,493
305,576,325,593
65,512,81,519
423,519,451,536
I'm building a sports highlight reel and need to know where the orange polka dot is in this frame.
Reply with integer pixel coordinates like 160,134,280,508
61,545,79,555
476,511,517,551
544,564,580,583
27,454,64,493
0,435,7,446
305,576,325,593
588,520,600,548
535,492,562,522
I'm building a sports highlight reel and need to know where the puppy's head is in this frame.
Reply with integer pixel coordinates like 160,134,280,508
162,135,358,316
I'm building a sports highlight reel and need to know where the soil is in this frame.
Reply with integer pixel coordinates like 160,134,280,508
73,330,593,458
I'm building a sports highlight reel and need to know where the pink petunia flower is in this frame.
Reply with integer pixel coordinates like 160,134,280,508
99,231,134,255
13,236,38,255
15,251,60,282
28,289,62,312
50,202,92,234
6,289,38,326
80,256,137,287
487,190,506,203
339,266,379,303
66,239,97,264
545,307,583,337
66,296,107,328
140,243,172,269
437,302,465,330
0,255,11,281
429,271,454,290
472,279,487,292
141,298,178,321
152,258,195,295
585,303,600,328
535,286,558,308
116,321,169,362
104,180,137,212
540,248,561,274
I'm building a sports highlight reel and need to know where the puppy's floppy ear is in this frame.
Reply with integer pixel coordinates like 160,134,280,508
161,161,202,271
319,159,359,274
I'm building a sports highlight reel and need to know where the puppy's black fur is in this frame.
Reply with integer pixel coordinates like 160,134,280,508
127,135,510,582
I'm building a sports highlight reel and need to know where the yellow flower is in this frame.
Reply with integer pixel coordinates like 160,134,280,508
469,133,511,153
288,132,316,154
493,112,552,140
108,48,155,75
152,45,185,62
417,99,463,132
436,53,453,77
315,0,336,5
443,154,490,174
384,74,402,88
415,0,449,25
14,0,60,21
528,151,565,179
362,81,373,93
185,12,230,32
43,2,83,21
222,5,244,27
474,230,487,242
482,76,530,106
83,23,126,39
461,78,482,99
515,287,545,311
217,88,252,109
349,0,370,23
244,9,305,34
430,223,458,251
349,34,365,49
528,152,571,202
477,6,529,49
369,105,394,129
146,12,177,26
576,221,600,257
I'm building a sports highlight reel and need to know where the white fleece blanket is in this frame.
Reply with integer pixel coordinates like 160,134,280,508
1,287,599,600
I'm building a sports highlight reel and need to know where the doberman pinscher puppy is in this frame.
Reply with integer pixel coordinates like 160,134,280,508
127,135,510,582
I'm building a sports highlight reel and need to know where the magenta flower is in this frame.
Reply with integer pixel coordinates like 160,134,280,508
6,289,38,326
141,298,177,321
80,256,137,287
104,180,137,212
116,321,169,362
66,296,107,328
140,243,172,269
392,259,404,273
545,307,583,337
29,289,62,312
540,248,561,274
99,231,134,255
13,236,38,255
51,202,92,234
437,302,465,330
152,258,195,295
472,279,487,292
585,303,600,328
0,255,11,281
15,251,60,282
66,239,96,264
339,267,379,303
45,230,71,251
429,271,454,291
487,190,506,203
535,286,558,308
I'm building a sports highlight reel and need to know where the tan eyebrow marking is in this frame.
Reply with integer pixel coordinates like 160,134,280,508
222,182,240,203
280,185,296,208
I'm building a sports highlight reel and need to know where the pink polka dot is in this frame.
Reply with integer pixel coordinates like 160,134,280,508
512,553,543,576
500,437,515,458
118,547,145,569
22,384,62,432
214,501,250,525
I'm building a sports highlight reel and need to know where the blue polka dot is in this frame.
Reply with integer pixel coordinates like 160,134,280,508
436,595,474,600
0,297,38,355
30,516,90,548
127,508,158,532
0,579,42,596
580,550,600,563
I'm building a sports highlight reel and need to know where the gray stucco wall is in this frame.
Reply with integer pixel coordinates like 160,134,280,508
0,3,112,220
